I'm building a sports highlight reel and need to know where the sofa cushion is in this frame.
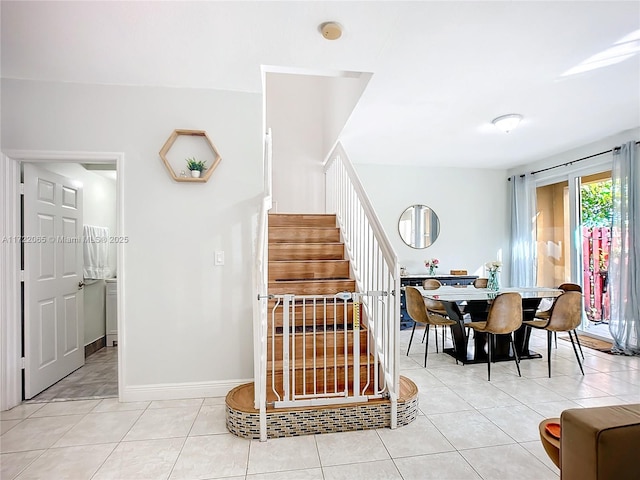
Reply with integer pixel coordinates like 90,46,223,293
560,404,640,480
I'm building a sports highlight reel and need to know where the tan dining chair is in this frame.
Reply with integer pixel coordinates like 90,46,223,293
524,290,584,377
473,277,488,288
535,283,584,358
423,278,442,289
405,286,457,367
421,278,450,350
467,292,523,381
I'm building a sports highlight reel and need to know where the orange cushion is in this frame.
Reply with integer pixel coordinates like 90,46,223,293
545,422,561,439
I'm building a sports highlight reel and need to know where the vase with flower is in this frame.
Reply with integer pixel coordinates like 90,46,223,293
425,258,439,276
486,261,502,291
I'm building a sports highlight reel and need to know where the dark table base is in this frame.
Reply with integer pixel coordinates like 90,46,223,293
442,347,542,365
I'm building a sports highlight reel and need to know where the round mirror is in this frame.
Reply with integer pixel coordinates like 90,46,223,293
398,205,440,249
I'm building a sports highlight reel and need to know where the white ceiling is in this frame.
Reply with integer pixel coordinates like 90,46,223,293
2,1,639,169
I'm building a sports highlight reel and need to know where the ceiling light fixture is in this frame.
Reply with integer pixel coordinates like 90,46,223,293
320,22,342,40
492,114,523,133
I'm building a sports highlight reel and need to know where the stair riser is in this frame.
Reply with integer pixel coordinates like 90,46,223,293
269,214,336,228
269,227,340,244
268,260,350,281
268,303,354,327
268,280,356,295
267,366,377,397
269,244,344,261
268,330,369,361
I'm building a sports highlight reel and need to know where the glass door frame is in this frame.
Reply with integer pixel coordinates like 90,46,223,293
532,156,612,334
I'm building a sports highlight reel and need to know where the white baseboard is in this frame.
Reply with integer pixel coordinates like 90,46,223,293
120,378,253,402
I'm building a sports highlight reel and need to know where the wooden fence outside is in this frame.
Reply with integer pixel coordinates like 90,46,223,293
582,226,610,323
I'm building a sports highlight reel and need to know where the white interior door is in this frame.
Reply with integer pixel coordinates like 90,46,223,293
23,164,85,399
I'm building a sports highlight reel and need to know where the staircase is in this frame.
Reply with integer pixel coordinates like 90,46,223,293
267,213,376,402
225,210,418,440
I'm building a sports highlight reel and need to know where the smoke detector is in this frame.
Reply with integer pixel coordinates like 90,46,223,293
320,22,342,40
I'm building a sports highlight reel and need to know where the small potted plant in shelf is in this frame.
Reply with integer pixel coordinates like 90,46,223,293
186,157,207,178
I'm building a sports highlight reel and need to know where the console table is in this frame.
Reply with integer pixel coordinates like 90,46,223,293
399,274,478,328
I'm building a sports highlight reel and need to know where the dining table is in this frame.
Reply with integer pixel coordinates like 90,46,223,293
418,285,563,365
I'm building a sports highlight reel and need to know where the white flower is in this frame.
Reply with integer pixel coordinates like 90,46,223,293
485,261,502,272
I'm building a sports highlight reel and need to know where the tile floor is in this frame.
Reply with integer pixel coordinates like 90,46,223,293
27,347,118,402
2,329,639,480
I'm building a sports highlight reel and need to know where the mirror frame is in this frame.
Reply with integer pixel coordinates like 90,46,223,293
398,204,441,249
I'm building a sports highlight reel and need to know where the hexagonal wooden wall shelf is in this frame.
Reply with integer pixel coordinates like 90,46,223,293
159,129,222,183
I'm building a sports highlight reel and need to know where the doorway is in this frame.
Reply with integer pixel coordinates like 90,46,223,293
535,170,613,340
0,151,124,412
23,162,119,402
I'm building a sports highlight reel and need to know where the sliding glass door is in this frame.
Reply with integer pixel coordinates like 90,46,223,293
535,169,612,340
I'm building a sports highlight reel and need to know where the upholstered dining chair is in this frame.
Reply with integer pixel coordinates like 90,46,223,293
466,292,523,381
405,286,457,367
421,278,450,351
535,283,584,358
473,277,488,288
423,278,442,289
524,290,584,377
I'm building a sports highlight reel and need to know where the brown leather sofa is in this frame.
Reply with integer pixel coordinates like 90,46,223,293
539,404,640,480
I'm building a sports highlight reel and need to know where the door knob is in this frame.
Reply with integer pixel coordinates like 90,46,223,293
78,281,85,290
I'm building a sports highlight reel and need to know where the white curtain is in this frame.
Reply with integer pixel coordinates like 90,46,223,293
609,141,640,355
509,174,537,287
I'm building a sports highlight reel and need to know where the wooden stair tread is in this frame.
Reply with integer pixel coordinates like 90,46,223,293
268,353,372,370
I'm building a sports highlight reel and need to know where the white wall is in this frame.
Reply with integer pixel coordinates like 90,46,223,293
354,164,511,282
323,74,372,154
2,78,262,398
508,128,640,179
267,73,326,213
43,163,117,346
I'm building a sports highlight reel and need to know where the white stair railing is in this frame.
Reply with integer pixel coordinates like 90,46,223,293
253,129,272,441
324,142,401,428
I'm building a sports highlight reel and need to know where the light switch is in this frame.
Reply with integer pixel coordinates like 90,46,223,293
215,251,225,266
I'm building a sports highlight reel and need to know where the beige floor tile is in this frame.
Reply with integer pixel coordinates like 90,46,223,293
315,430,389,467
393,451,482,480
490,378,566,404
573,396,629,408
0,404,45,421
451,382,521,409
520,440,561,474
418,388,475,415
0,415,84,453
123,406,199,441
577,372,640,396
460,443,558,480
92,398,150,412
30,400,101,417
54,410,143,447
14,443,116,480
189,405,227,436
92,437,184,480
532,376,609,399
247,434,319,474
323,459,403,480
169,434,249,479
148,398,204,409
246,468,323,480
527,399,582,418
0,450,44,480
479,404,545,442
401,368,446,390
427,410,515,450
203,396,227,406
1,419,22,435
376,415,454,458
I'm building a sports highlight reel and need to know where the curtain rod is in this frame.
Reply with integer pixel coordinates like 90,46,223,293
508,140,640,180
